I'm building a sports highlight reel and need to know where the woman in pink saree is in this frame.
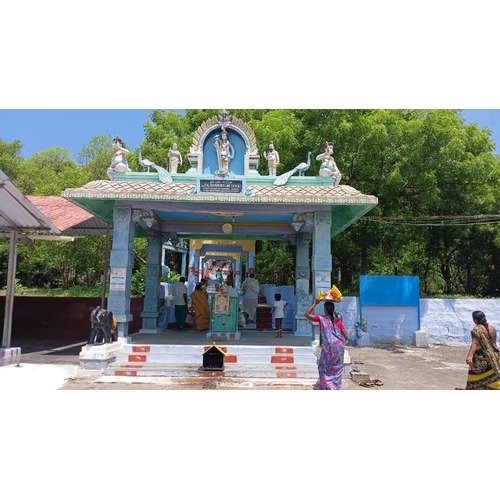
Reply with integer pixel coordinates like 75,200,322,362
305,299,347,390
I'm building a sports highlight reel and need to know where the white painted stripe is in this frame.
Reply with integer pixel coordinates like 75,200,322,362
115,353,317,365
122,345,314,356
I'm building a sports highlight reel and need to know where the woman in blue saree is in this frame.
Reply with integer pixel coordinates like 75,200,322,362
305,299,347,390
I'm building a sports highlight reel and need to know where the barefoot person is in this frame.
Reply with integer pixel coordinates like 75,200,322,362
305,298,347,390
272,293,287,338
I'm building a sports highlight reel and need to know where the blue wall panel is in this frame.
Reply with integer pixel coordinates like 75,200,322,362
359,275,420,307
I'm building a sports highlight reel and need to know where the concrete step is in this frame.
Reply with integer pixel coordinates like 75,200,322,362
122,344,314,355
115,352,317,365
101,343,350,383
104,362,319,379
116,343,318,366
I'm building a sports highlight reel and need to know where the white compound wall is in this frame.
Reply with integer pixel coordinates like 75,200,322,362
324,296,500,346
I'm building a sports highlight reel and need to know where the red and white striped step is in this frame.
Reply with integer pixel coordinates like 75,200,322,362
104,344,321,379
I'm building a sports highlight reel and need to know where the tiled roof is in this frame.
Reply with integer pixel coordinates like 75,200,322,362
27,196,108,233
63,181,378,206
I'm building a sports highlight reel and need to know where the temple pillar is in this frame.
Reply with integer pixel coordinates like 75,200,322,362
294,233,312,336
187,247,197,294
312,211,332,297
247,250,255,276
195,250,200,282
107,206,135,338
140,231,162,333
161,245,167,272
235,259,242,290
181,246,187,277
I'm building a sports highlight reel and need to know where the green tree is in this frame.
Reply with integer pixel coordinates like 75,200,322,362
255,241,294,285
0,138,23,180
142,110,192,172
15,147,91,195
249,110,304,175
78,134,115,180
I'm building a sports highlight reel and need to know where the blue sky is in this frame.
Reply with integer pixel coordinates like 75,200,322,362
0,109,499,162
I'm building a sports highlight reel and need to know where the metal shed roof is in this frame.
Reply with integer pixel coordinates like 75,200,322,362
0,169,60,235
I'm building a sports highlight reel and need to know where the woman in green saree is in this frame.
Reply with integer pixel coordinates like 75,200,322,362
465,311,500,390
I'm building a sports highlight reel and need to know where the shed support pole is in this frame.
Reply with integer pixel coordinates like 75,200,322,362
2,231,18,348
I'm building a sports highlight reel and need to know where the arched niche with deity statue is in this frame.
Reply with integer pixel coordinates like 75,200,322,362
187,110,261,176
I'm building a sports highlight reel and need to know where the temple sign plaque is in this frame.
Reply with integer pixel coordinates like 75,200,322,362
197,178,245,194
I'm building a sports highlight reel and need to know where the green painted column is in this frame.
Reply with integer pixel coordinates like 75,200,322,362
107,206,135,338
140,231,162,333
294,233,312,336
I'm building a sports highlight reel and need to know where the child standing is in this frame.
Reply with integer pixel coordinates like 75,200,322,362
272,293,287,338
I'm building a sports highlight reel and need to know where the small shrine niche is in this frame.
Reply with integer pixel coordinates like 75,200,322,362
187,110,260,176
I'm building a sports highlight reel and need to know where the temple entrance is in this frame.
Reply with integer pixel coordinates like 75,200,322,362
64,110,378,343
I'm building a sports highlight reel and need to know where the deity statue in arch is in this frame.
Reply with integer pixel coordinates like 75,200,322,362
214,128,234,175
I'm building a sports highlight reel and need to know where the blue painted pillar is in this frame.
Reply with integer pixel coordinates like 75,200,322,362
294,233,312,336
107,206,135,338
312,211,332,297
248,251,255,276
235,259,242,290
140,232,162,333
187,247,197,294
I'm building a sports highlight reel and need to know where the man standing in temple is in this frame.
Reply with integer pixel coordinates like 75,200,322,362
173,276,188,330
241,272,260,324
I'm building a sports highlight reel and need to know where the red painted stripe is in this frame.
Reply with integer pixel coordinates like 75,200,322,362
224,355,237,363
203,371,225,377
275,347,293,354
132,346,150,353
121,364,144,369
274,365,297,370
114,370,137,376
128,354,147,362
271,355,294,364
277,371,298,378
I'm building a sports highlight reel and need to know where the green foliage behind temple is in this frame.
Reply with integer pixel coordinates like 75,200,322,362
1,109,499,296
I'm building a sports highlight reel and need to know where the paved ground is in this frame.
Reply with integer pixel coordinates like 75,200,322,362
343,343,467,390
1,336,470,390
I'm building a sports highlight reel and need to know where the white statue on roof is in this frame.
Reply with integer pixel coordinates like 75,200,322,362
107,137,130,180
316,141,341,186
263,142,280,176
168,143,183,173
